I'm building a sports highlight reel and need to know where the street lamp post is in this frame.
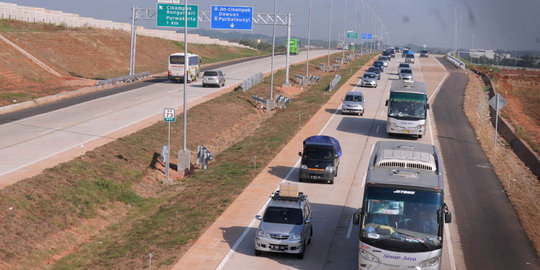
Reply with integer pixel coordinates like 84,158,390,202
328,0,333,70
270,0,277,101
305,0,312,83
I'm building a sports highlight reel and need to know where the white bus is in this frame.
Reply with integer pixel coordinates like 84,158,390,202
353,141,451,270
168,53,201,83
385,80,429,138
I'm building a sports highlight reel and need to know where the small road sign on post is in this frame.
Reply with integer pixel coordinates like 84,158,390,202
163,108,176,122
211,5,253,30
157,3,198,28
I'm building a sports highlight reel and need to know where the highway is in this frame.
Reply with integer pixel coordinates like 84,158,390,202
0,50,331,188
173,54,461,269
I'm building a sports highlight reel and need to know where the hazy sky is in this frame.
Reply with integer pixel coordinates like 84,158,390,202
4,0,540,51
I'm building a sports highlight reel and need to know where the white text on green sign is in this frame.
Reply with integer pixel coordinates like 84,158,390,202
157,4,198,28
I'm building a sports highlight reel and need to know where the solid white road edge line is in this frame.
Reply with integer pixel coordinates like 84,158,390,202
216,96,345,270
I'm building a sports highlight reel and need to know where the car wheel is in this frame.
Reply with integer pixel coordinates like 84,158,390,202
418,135,423,139
255,249,262,256
307,228,313,245
298,178,303,183
328,179,334,184
297,243,305,259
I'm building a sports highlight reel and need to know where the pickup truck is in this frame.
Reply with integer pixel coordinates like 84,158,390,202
298,135,342,184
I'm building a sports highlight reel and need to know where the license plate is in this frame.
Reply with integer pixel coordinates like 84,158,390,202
311,175,320,179
402,129,410,133
270,245,286,251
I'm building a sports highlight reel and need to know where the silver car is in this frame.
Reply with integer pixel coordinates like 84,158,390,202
399,68,413,82
255,188,312,259
405,54,415,64
341,91,365,116
397,62,411,75
202,70,225,87
378,55,389,67
361,72,378,88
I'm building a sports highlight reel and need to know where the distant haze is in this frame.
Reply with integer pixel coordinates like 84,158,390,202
4,0,540,51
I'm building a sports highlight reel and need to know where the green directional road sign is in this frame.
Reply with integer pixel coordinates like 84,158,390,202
347,31,358,39
157,4,198,28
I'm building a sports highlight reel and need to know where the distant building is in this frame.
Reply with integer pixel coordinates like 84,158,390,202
469,49,495,59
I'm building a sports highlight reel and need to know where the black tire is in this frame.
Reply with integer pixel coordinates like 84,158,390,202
255,249,262,256
307,227,313,245
298,178,303,183
297,243,305,259
328,179,334,184
418,135,423,139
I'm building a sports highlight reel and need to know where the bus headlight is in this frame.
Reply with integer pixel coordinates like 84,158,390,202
359,249,380,263
325,166,334,173
417,124,425,130
301,165,308,169
419,255,440,267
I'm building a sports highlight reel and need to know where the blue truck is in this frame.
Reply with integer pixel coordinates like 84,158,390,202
298,135,342,184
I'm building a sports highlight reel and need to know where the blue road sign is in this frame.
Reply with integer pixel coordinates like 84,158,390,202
367,33,372,40
211,5,253,30
361,33,367,39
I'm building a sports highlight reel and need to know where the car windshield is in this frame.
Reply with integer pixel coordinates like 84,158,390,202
263,206,303,225
204,71,218,76
303,147,334,161
388,92,427,119
364,74,376,79
345,94,363,101
361,186,443,252
406,55,414,58
401,69,412,74
399,64,409,68
368,68,378,72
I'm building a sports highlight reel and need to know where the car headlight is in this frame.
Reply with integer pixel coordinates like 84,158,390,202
257,230,269,238
325,166,334,173
359,249,380,263
419,255,440,267
301,164,308,169
289,233,302,241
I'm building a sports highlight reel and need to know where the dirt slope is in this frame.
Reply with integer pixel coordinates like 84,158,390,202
0,19,259,106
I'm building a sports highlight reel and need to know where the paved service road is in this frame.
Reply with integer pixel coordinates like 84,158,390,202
0,50,332,188
433,57,540,269
173,54,462,270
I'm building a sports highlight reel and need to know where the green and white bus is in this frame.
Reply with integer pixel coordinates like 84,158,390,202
385,80,429,138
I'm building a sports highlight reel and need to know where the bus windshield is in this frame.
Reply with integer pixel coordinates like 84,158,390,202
170,55,184,65
388,92,427,120
361,186,443,252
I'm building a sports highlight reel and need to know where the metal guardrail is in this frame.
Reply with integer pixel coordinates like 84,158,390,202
308,75,320,85
95,71,151,90
196,145,213,170
446,53,466,69
251,95,272,111
318,63,326,72
294,74,305,85
328,74,341,92
275,94,290,109
241,73,264,93
333,64,341,71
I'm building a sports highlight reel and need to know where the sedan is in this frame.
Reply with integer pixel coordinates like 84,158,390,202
202,70,225,87
367,66,382,80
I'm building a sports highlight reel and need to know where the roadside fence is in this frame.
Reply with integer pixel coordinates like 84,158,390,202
308,75,320,85
294,74,305,85
241,73,264,93
318,63,326,72
446,53,466,69
95,71,151,90
333,64,341,71
275,94,290,109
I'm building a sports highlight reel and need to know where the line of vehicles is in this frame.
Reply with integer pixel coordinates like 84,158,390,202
253,48,451,269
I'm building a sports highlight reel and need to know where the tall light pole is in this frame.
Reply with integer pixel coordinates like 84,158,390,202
305,0,312,83
270,0,277,100
343,0,347,60
328,0,333,70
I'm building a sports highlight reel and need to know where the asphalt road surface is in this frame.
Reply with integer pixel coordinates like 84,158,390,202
433,57,540,269
173,54,459,270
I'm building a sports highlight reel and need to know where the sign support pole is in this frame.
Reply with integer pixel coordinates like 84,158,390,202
270,0,277,102
129,7,137,76
177,0,191,174
328,0,333,71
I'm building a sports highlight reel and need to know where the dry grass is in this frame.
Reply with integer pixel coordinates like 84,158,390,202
463,70,540,258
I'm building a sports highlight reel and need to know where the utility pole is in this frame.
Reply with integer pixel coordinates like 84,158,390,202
343,0,347,59
270,0,277,100
328,0,333,70
305,0,312,83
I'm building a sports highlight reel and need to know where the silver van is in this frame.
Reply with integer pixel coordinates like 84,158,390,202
255,184,313,259
341,91,365,116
